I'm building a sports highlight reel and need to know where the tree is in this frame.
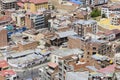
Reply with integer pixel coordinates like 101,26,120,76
90,8,101,18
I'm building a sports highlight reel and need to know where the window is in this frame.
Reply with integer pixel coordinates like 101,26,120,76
87,52,90,55
93,47,96,50
92,52,96,55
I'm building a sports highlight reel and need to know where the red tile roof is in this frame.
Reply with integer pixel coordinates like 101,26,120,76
17,2,24,7
0,60,9,68
48,62,58,68
0,70,16,77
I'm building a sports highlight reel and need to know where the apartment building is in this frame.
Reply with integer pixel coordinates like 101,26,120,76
111,14,120,26
68,35,112,58
0,28,8,48
0,0,18,10
25,13,45,29
39,62,58,80
11,10,26,27
101,3,120,18
58,54,94,80
72,20,98,36
51,48,84,64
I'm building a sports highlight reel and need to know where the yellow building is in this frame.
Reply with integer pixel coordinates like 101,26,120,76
24,0,48,12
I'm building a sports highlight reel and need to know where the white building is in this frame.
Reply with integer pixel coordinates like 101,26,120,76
11,10,25,27
114,53,120,69
101,3,120,18
51,48,84,64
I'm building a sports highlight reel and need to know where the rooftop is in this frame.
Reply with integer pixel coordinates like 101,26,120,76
1,0,17,3
0,60,9,68
0,70,16,77
73,19,97,25
21,0,48,4
52,48,83,57
66,71,89,80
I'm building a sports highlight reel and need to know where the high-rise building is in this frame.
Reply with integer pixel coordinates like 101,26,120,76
0,0,18,10
72,20,98,36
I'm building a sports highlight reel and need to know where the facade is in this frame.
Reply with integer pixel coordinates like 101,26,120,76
58,54,92,80
21,0,48,12
0,28,8,48
72,20,98,36
39,62,58,80
11,10,26,27
114,53,120,70
25,13,46,29
111,14,120,26
68,35,112,58
0,0,18,10
17,40,38,51
69,0,108,6
101,3,120,18
0,16,12,26
85,0,108,6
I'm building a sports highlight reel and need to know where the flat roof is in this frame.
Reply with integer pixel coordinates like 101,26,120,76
56,30,77,38
1,0,17,3
52,48,83,57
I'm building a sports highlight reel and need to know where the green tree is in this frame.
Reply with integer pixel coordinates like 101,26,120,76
91,8,101,18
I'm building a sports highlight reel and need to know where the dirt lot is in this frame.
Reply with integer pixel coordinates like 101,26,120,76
51,0,78,12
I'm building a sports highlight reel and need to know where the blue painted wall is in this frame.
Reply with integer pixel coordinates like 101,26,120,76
69,0,83,4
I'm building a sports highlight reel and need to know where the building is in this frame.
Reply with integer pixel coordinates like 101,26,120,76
66,71,89,80
0,60,9,71
110,14,120,26
114,53,120,70
19,0,48,12
72,20,98,36
97,29,120,41
0,28,8,48
0,0,18,10
0,70,17,80
69,0,108,6
51,48,84,64
39,62,58,80
68,35,112,58
11,10,26,27
11,33,38,51
58,54,94,80
25,12,46,29
58,0,69,4
101,3,120,18
0,16,12,26
7,49,51,68
50,30,77,46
